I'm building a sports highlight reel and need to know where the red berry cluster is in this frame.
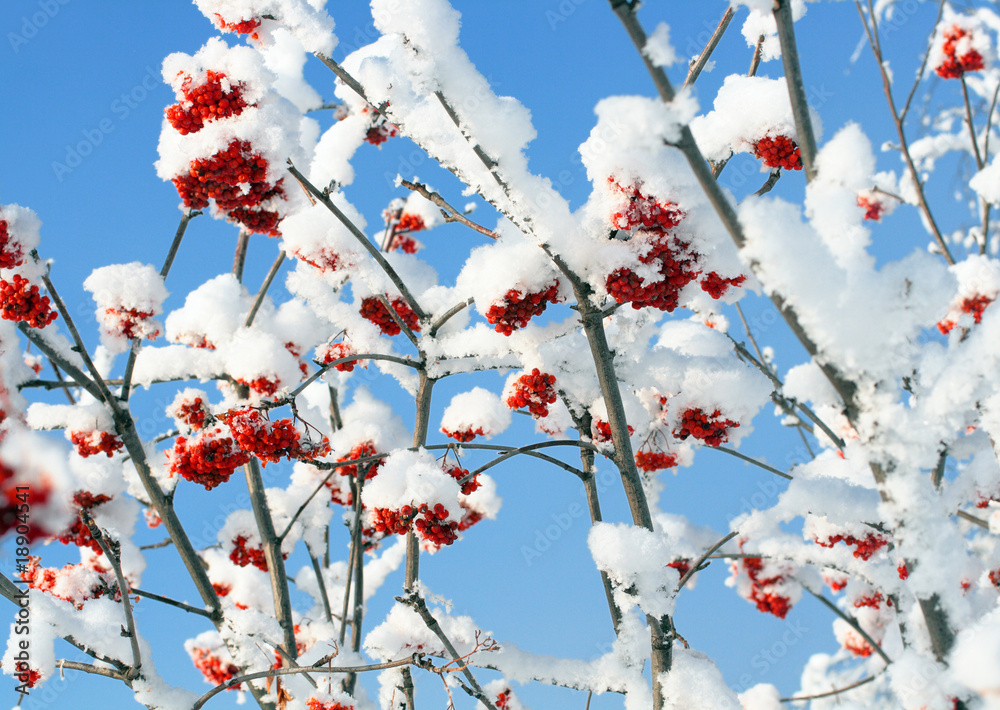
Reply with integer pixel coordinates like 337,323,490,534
938,294,993,334
360,296,421,336
607,233,702,312
854,590,889,609
172,394,210,431
591,419,634,444
333,442,381,481
700,272,746,299
634,450,679,472
213,13,262,40
223,408,329,465
190,645,242,689
444,462,480,495
365,117,398,146
372,500,460,548
306,697,354,710
610,181,684,231
673,408,739,447
989,568,1000,587
171,139,285,236
857,195,884,222
842,630,874,658
388,232,421,254
396,213,425,233
317,341,362,372
753,135,803,171
0,275,57,328
56,491,112,553
386,212,426,254
20,556,119,610
814,532,888,561
293,247,345,273
667,558,692,578
441,426,484,443
496,690,512,709
168,425,251,490
70,430,125,458
229,534,287,572
236,376,280,397
165,70,250,136
505,369,558,418
103,307,159,341
935,25,985,79
897,563,909,580
0,217,24,269
485,283,561,335
737,556,792,619
0,464,52,542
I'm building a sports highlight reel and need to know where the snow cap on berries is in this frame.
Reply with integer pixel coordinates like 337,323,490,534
364,449,462,515
440,387,511,442
280,198,369,277
691,74,821,164
0,203,42,275
193,0,337,54
83,263,168,352
928,7,992,79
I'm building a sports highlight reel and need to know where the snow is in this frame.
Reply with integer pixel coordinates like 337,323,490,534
644,23,678,68
439,387,511,439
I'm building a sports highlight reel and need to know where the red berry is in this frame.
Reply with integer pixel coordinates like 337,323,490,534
0,275,57,328
505,369,558,418
167,425,251,490
359,296,421,336
673,408,739,447
485,283,561,335
753,135,802,171
70,430,124,458
165,70,251,136
935,25,985,79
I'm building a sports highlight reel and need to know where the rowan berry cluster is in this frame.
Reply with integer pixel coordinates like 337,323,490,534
734,556,792,619
69,430,125,458
372,501,459,547
235,375,280,397
171,139,284,236
334,442,382,481
441,425,484,443
505,369,558,418
189,645,242,689
591,419,633,444
634,450,679,472
229,534,287,572
752,135,802,171
444,462,480,495
0,217,24,269
56,491,112,553
485,283,561,335
20,556,119,610
841,628,874,658
857,194,884,221
937,294,993,334
854,590,889,609
317,341,364,372
814,531,888,561
293,246,345,273
606,234,701,312
169,392,211,431
935,25,985,79
165,70,250,135
0,275,57,328
386,212,425,254
102,307,159,341
223,408,329,464
213,13,261,40
365,115,399,146
359,296,421,336
167,425,251,490
673,407,739,447
0,464,52,541
305,696,354,710
667,558,693,578
610,180,684,232
700,272,746,299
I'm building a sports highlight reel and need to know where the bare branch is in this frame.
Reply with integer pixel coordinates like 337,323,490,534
806,587,891,664
773,0,820,180
245,251,286,328
684,6,735,88
399,179,498,239
130,587,214,618
675,531,740,592
711,446,793,480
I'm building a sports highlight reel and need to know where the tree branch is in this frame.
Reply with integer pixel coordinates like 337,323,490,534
399,179,498,239
684,6,735,88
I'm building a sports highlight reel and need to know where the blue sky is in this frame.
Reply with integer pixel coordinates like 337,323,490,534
0,1,965,708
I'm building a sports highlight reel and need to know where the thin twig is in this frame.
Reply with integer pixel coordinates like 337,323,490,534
684,6,735,88
287,163,428,321
399,592,498,710
233,229,250,283
780,673,877,702
244,251,286,328
773,0,820,180
56,660,130,683
752,169,782,197
806,587,891,664
192,656,421,710
160,210,200,280
429,297,474,337
712,447,793,480
900,0,947,122
399,179,498,239
138,538,174,551
80,511,142,678
675,531,739,592
856,0,955,264
960,76,985,170
131,587,214,618
956,509,989,528
308,545,337,624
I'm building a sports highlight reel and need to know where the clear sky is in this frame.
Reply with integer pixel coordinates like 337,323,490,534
0,1,961,709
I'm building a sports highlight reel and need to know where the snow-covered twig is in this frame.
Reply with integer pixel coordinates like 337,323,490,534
773,0,820,180
398,179,498,239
